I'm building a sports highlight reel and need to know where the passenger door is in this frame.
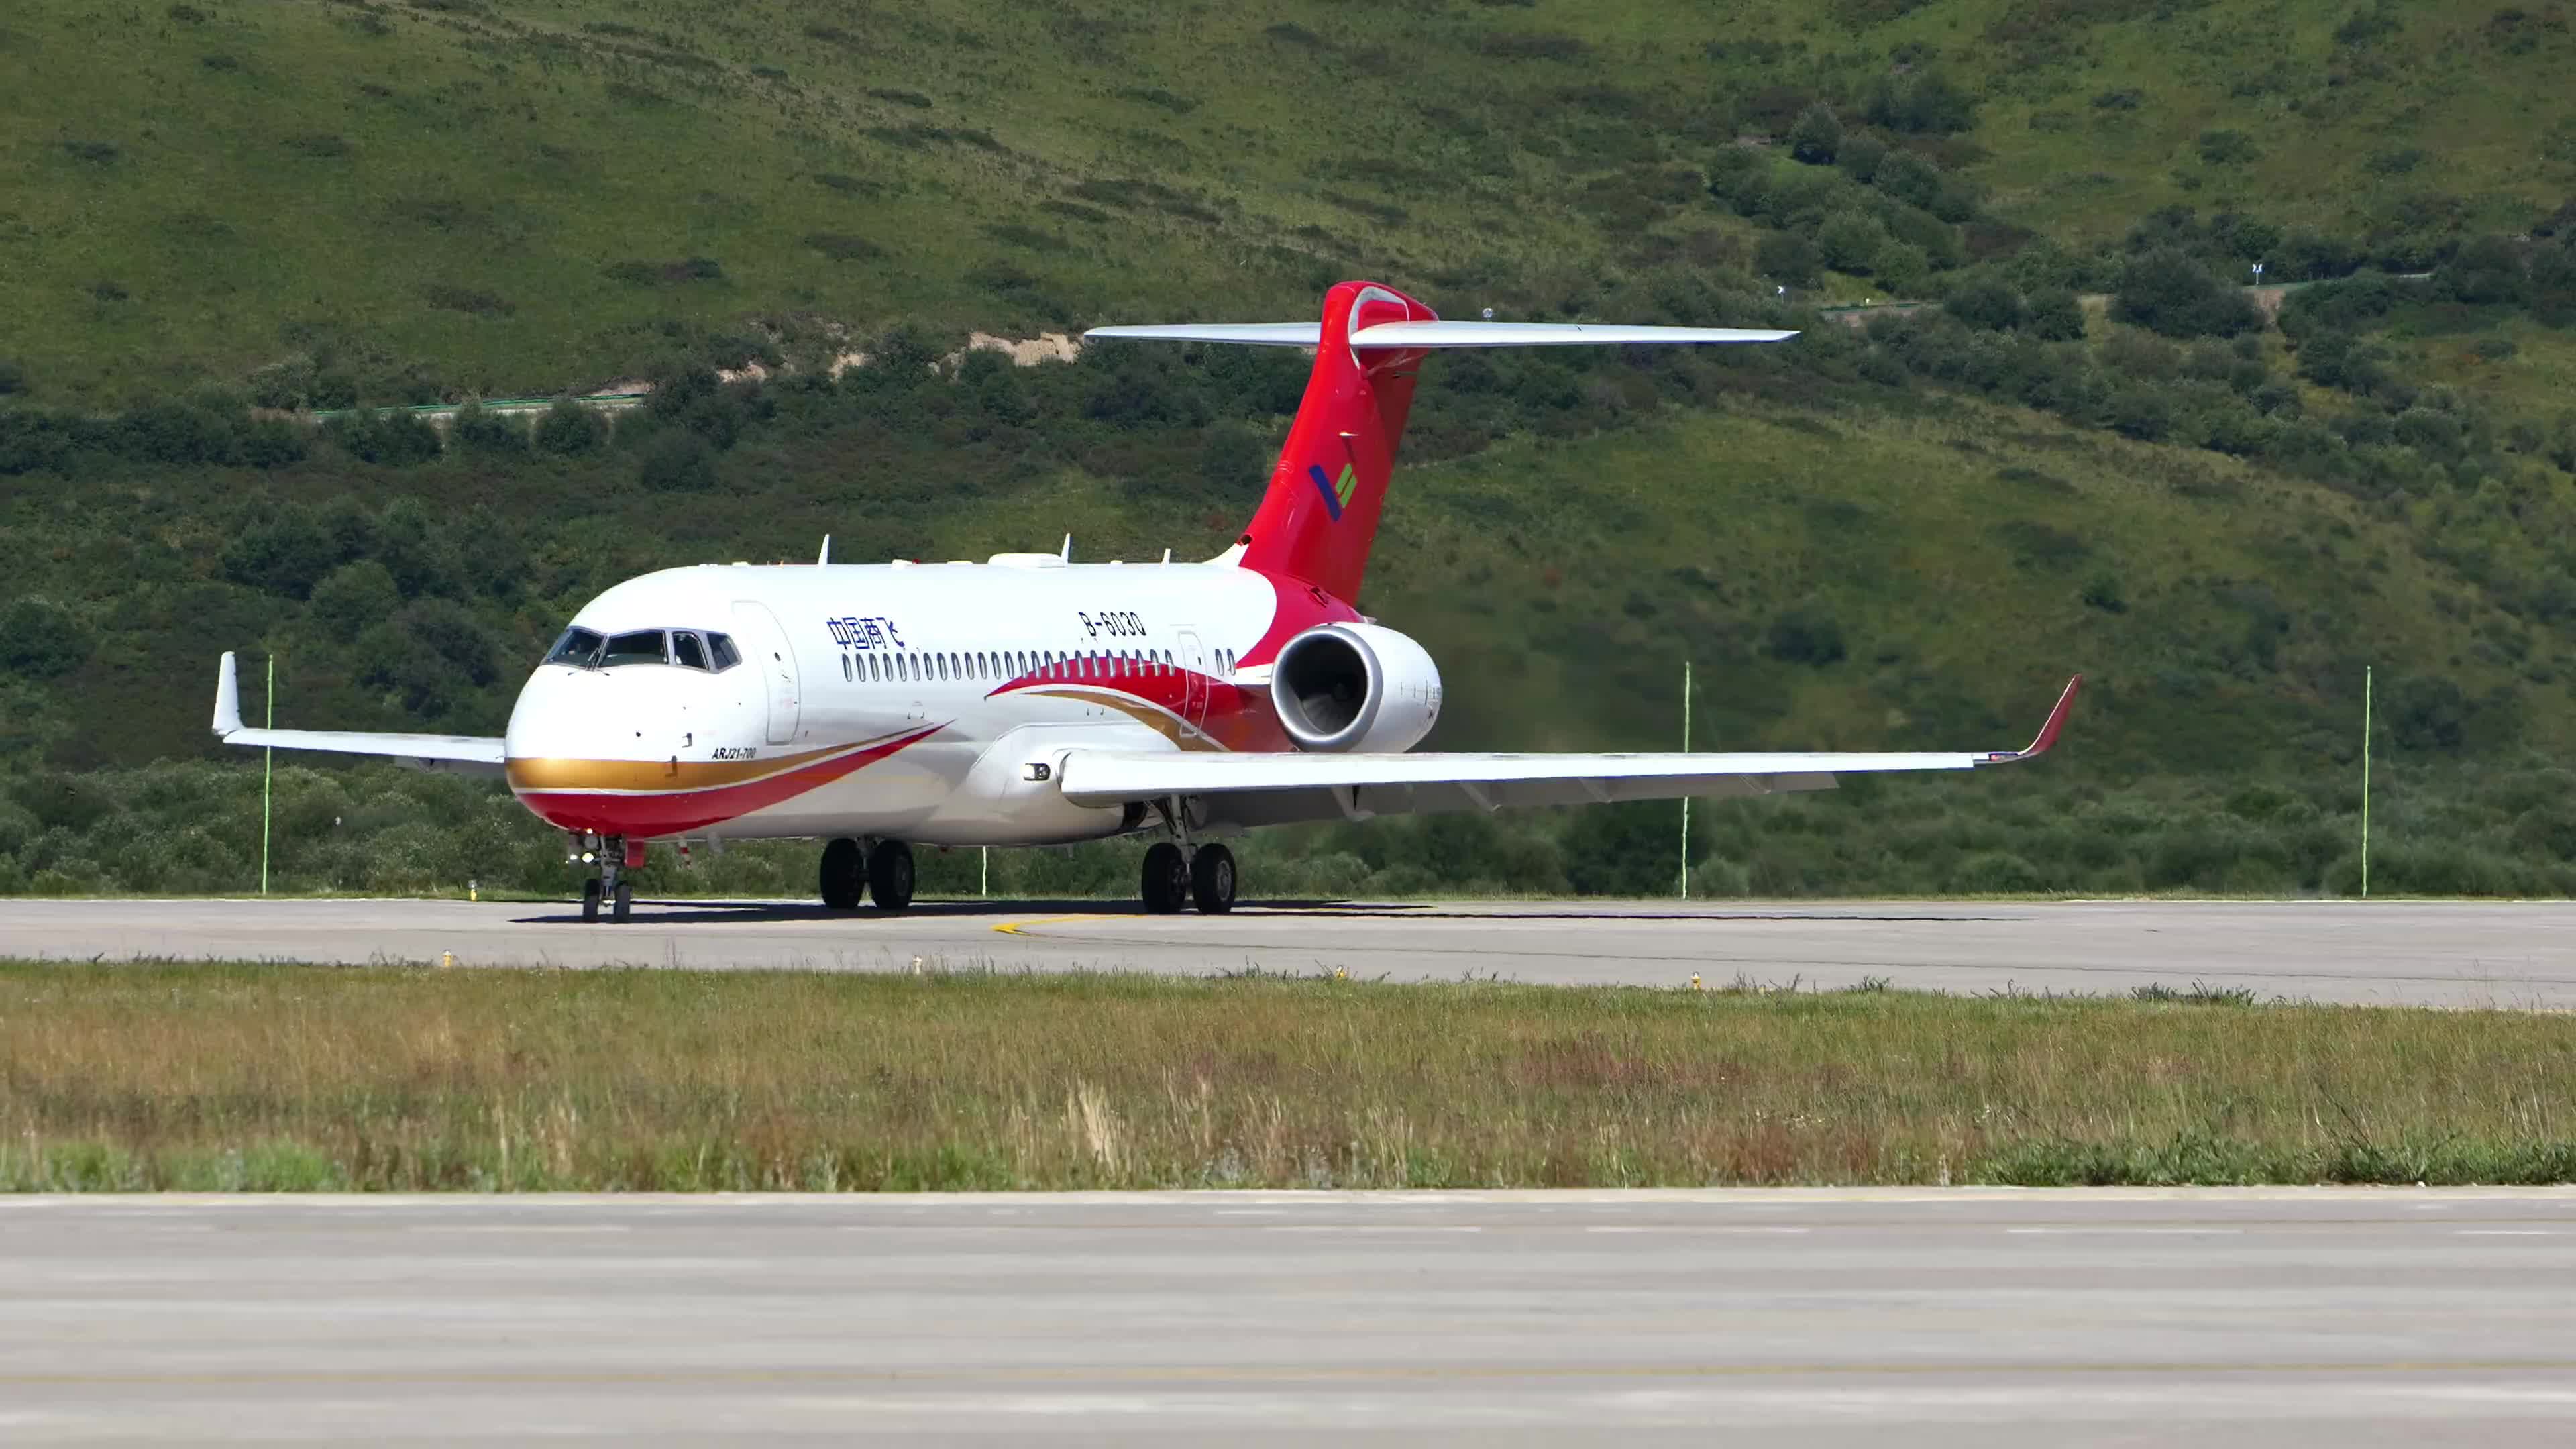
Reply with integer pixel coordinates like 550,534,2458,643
1176,630,1209,732
731,600,801,745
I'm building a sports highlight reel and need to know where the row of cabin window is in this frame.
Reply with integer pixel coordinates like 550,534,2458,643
835,645,1238,685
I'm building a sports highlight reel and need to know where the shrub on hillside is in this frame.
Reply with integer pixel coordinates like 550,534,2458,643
1756,231,1821,288
1764,603,1845,665
2437,235,2528,305
637,432,718,493
323,408,443,466
1835,132,1886,183
2112,248,2262,338
1860,71,1974,135
0,598,91,678
1876,242,1932,295
2386,674,2468,750
1944,278,2026,331
1815,211,1888,274
221,506,338,599
2026,288,2086,341
1872,150,1943,211
1788,103,1841,165
449,401,526,454
533,400,607,455
308,562,399,640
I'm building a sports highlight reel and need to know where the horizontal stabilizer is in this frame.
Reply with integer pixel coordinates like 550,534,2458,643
1085,320,1796,349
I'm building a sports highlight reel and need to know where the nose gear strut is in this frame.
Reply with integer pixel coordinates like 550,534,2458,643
573,833,639,922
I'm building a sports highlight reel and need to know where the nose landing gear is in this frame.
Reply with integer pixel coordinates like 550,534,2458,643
572,834,638,922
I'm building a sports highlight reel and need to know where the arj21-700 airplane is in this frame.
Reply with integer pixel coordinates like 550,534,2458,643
213,280,2080,921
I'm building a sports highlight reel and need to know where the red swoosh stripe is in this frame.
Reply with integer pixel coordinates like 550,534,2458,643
513,724,943,837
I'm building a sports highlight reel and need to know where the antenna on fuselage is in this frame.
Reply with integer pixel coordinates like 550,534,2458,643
817,534,831,566
1059,533,1072,562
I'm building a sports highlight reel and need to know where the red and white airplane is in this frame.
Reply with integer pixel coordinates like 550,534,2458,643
214,281,2079,920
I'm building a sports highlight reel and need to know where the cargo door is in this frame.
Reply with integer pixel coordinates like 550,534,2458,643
731,600,801,745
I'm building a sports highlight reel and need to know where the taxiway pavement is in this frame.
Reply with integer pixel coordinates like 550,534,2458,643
3,896,2571,1006
1,1188,2572,1443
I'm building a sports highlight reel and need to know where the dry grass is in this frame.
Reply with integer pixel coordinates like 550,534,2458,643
2,961,2571,1191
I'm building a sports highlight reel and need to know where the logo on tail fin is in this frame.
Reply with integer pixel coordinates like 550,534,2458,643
1305,463,1359,521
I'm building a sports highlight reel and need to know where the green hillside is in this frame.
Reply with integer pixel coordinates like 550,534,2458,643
5,0,2571,403
8,0,2576,900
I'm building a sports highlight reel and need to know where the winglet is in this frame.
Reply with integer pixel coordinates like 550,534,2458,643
213,651,244,737
1988,674,2082,762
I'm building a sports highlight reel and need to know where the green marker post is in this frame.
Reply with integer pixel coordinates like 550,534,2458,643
261,653,275,896
1679,659,1693,900
2361,665,2372,900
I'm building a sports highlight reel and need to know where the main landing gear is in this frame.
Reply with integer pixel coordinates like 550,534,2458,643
576,834,637,922
1140,840,1235,915
820,837,915,912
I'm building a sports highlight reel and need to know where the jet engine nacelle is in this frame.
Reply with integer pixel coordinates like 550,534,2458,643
1268,623,1442,753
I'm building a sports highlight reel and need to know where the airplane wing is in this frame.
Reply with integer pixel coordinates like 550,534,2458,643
1058,676,2080,824
211,652,506,775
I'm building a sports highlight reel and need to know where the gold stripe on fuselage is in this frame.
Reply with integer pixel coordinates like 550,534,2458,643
1024,688,1224,751
505,741,855,794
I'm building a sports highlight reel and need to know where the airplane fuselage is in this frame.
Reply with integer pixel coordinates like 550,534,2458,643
502,556,1370,846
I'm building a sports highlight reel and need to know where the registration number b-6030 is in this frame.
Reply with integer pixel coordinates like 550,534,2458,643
1078,610,1146,639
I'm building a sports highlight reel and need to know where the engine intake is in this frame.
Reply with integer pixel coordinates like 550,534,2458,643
1269,623,1441,753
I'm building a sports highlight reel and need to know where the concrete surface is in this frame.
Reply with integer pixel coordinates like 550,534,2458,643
4,896,2573,1005
1,1189,2573,1443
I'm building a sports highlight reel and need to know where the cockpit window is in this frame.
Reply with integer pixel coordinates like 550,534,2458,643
602,630,668,667
547,625,741,671
545,627,605,668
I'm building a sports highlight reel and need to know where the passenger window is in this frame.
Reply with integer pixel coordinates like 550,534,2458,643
602,630,667,667
839,653,851,681
674,632,710,671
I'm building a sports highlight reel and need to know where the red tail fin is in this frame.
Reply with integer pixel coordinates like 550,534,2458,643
1236,281,1435,603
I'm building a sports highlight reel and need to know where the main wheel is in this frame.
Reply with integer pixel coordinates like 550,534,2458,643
611,880,633,922
1141,841,1189,914
1189,843,1237,915
581,878,602,922
867,839,916,912
820,837,864,910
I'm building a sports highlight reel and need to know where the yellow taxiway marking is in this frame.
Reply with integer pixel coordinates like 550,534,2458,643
992,914,1112,936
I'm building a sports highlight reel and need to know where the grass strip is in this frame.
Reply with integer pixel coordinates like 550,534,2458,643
2,961,2570,1191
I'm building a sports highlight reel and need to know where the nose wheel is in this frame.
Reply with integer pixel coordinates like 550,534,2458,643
576,835,637,922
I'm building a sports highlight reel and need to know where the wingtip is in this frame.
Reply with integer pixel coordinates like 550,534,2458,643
213,651,242,737
2022,673,2083,757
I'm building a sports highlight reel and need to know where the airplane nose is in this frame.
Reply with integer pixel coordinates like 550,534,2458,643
502,664,773,837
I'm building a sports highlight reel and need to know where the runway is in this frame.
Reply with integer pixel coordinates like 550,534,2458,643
3,896,2572,1005
2,1189,2572,1443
